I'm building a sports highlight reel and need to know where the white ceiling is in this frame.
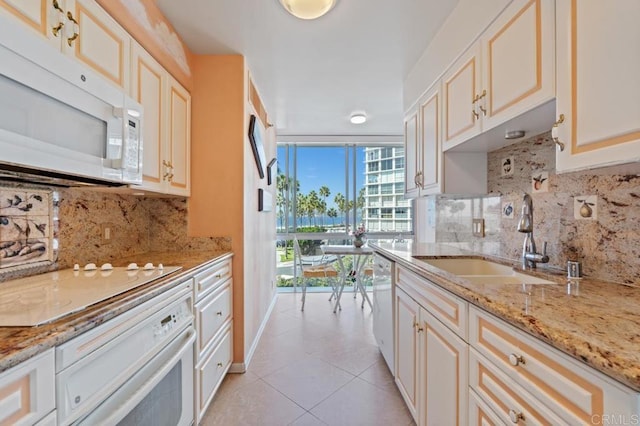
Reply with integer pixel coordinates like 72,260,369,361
156,0,459,137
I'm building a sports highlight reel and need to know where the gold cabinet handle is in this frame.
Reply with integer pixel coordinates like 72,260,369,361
51,0,65,36
412,321,424,332
508,353,525,367
478,90,487,116
552,114,565,151
508,409,524,424
216,311,223,316
416,171,424,189
472,108,479,120
217,362,223,368
66,11,79,47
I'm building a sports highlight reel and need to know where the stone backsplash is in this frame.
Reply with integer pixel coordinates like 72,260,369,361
435,131,640,286
0,185,230,281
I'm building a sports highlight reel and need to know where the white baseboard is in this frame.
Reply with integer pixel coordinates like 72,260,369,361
227,292,278,374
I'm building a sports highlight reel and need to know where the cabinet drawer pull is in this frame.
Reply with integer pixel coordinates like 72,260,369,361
217,362,223,368
216,311,223,316
508,353,525,367
472,109,479,120
508,409,524,424
215,274,222,278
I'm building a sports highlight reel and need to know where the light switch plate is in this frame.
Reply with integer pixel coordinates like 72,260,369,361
472,218,485,237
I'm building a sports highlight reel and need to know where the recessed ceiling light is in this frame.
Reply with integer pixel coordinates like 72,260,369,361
279,0,337,20
350,113,367,124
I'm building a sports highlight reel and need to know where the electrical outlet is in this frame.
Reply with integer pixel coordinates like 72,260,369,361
101,223,113,244
472,218,485,237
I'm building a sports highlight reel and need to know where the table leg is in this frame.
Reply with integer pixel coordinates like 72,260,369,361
332,255,348,313
353,255,372,309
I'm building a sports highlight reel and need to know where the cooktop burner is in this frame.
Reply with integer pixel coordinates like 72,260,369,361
0,264,182,326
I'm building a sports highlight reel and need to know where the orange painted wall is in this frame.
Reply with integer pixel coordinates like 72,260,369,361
96,0,194,91
189,55,246,362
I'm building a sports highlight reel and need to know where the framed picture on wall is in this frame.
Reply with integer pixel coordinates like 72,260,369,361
267,158,277,186
248,114,266,179
258,188,272,212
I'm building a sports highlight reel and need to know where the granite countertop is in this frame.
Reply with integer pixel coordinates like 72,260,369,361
0,249,232,373
369,241,640,392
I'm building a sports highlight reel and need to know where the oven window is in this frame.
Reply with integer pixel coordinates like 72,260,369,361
117,361,182,426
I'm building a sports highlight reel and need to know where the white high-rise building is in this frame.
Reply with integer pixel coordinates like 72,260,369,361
362,147,412,232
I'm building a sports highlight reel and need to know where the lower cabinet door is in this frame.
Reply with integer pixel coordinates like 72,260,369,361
395,287,420,421
195,324,232,423
420,308,468,426
0,349,55,426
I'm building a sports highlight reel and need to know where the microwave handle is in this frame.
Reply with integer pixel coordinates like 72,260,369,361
111,107,140,170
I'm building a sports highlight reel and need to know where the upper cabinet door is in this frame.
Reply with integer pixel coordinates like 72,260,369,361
0,0,63,48
556,0,640,173
480,0,555,131
167,76,191,196
404,109,420,199
419,84,441,194
443,44,482,151
64,0,130,91
131,42,166,193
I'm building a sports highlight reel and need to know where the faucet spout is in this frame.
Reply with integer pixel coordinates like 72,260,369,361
517,193,548,268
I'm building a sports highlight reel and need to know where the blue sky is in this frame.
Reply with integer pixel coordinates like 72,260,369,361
277,146,365,210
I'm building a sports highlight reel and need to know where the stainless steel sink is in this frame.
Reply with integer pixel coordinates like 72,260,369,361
416,258,555,285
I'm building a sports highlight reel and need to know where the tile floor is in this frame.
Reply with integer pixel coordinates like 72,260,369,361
200,292,414,426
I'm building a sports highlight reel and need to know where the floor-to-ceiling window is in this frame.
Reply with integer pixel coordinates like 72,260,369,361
275,143,412,291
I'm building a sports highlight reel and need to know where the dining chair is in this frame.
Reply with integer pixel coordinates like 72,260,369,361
292,238,339,311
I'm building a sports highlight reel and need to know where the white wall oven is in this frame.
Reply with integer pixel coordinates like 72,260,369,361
55,280,195,426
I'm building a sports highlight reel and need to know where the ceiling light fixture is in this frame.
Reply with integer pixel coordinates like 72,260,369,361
350,113,367,124
279,0,337,20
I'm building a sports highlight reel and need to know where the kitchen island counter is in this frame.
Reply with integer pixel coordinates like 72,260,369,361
0,249,232,373
370,241,640,392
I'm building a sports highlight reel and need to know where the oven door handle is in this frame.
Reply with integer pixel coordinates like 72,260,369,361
78,325,196,425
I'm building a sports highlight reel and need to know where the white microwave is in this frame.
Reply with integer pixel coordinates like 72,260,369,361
0,15,142,186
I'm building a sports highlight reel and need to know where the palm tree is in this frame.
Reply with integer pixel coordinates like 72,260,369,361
356,187,366,224
319,186,330,226
334,193,346,224
307,190,320,226
327,208,338,226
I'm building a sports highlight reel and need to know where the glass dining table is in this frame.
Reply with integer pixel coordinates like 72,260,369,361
321,244,373,313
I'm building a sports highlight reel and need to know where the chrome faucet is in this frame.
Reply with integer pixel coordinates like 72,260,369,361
517,193,549,268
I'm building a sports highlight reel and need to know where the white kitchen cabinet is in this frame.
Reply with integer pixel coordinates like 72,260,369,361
0,0,130,91
0,0,62,48
192,255,233,424
469,306,640,424
555,0,640,173
63,0,130,92
396,265,469,425
404,80,486,198
443,0,554,151
166,75,191,196
131,41,191,196
403,108,420,198
395,286,420,421
419,307,468,426
0,349,55,426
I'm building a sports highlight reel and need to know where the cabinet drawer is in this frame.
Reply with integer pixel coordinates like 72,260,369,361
0,349,55,426
195,280,232,357
196,325,232,421
470,348,567,425
396,265,468,339
469,306,639,424
469,388,505,426
194,257,232,299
